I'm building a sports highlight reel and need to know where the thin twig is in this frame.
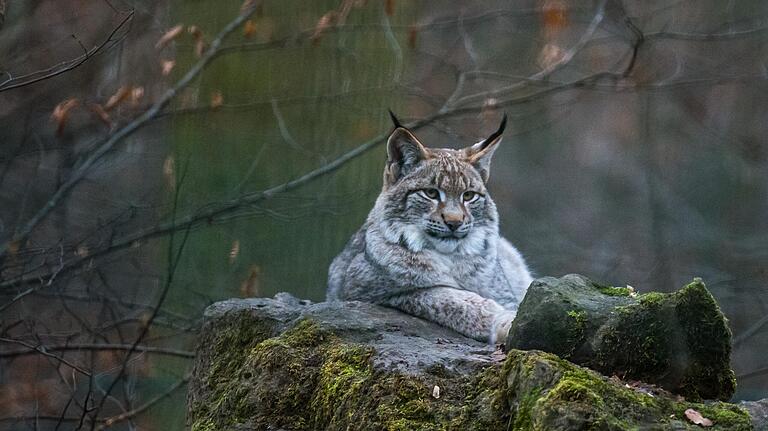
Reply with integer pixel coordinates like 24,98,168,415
0,337,92,376
95,376,189,430
0,11,134,92
0,343,194,359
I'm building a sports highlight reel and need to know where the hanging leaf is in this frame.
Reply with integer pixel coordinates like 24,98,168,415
537,43,564,70
105,86,131,110
229,240,240,264
240,0,257,14
163,155,175,190
161,59,176,76
311,11,338,45
155,24,184,50
408,25,418,49
243,19,257,38
51,98,80,136
130,86,145,106
541,0,568,36
210,91,224,109
189,26,206,57
385,0,395,16
240,265,262,298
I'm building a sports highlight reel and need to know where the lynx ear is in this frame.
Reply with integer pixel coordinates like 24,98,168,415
464,114,507,182
385,114,429,186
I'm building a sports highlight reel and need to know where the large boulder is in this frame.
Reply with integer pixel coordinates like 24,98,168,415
186,291,759,430
506,275,735,401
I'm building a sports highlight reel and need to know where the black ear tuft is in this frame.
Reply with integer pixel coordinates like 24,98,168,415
388,109,404,129
481,113,507,148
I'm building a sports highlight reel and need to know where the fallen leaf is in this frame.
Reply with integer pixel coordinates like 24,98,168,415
684,409,714,427
210,91,223,109
431,385,440,399
161,59,176,76
155,24,184,50
243,19,256,38
51,98,80,136
105,86,131,110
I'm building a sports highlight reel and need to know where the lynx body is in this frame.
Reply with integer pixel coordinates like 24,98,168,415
327,114,532,343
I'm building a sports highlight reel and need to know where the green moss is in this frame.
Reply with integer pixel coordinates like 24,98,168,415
596,285,632,297
638,291,666,306
506,350,752,431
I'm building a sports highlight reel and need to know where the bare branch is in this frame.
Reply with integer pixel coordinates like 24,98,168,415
0,11,134,92
95,376,189,430
0,1,261,257
0,337,92,376
0,343,194,359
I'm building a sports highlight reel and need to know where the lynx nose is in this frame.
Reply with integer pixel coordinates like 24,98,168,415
444,219,462,231
445,221,462,232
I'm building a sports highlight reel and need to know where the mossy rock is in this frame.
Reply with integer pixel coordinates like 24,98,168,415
186,293,757,430
505,349,751,430
506,274,736,401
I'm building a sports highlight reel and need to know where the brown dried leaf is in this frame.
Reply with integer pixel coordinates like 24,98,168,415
537,43,564,70
105,86,131,110
187,25,202,38
311,11,338,44
240,265,261,298
408,25,418,49
160,59,176,76
541,0,568,36
384,0,395,16
163,155,175,190
51,98,79,136
130,86,145,106
240,0,257,14
155,24,184,50
229,240,240,264
195,38,207,57
684,409,714,427
210,91,223,109
88,103,112,127
243,19,256,38
75,245,89,258
7,240,21,257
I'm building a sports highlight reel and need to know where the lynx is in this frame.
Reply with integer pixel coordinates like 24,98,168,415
326,112,532,343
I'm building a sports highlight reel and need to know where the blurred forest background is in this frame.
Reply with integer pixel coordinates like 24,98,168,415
1,0,767,429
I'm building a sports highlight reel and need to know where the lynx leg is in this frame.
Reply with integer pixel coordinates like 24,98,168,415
382,287,515,343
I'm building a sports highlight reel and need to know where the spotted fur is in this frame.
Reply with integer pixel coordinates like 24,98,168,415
327,114,532,343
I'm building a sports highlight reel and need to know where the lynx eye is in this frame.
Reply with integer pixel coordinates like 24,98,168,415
422,188,440,200
462,191,478,202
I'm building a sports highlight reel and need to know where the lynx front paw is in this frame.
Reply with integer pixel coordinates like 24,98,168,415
490,311,516,344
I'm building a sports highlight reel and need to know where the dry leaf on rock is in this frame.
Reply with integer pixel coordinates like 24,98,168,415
684,409,714,427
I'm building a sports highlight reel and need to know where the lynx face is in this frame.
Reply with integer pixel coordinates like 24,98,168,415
371,114,506,255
